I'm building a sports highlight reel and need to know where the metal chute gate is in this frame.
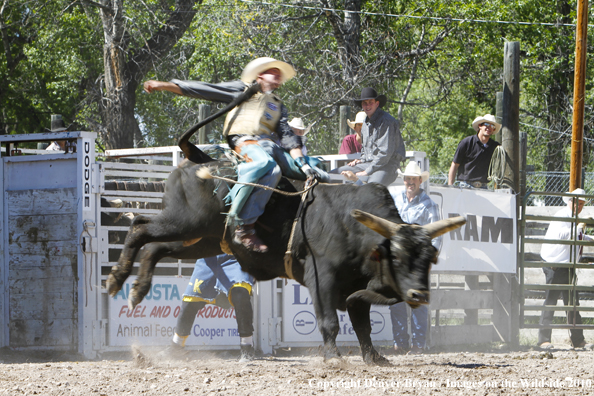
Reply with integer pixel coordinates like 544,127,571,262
520,190,594,334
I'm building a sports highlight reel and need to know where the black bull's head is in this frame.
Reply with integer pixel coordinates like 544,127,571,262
347,209,466,309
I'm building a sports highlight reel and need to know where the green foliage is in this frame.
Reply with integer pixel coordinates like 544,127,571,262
4,0,594,175
0,2,102,133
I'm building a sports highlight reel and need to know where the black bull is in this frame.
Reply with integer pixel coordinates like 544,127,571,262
106,155,465,365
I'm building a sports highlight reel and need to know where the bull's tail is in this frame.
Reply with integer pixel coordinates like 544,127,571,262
178,83,261,164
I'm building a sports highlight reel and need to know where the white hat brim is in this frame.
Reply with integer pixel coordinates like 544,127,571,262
563,196,587,204
398,169,430,183
241,58,296,84
472,116,502,134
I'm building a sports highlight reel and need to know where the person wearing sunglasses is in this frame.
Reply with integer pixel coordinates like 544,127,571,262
447,114,501,188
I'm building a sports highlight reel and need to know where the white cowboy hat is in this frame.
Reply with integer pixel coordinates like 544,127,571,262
562,188,588,204
288,117,312,135
347,112,367,130
397,161,430,183
241,57,296,84
472,114,502,134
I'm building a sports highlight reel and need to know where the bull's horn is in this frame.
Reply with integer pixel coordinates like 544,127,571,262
351,209,402,238
423,216,466,238
346,290,401,306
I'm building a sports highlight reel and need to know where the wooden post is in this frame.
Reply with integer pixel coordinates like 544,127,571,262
502,42,522,348
495,92,503,143
519,132,527,200
501,42,520,195
570,0,588,191
339,105,351,138
198,104,211,145
464,275,479,325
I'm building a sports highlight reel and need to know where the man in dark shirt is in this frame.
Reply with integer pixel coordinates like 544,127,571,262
448,114,501,188
334,87,405,185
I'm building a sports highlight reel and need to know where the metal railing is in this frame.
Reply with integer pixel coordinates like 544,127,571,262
519,190,594,330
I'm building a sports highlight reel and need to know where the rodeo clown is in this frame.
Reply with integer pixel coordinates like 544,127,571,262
144,57,328,253
160,254,256,362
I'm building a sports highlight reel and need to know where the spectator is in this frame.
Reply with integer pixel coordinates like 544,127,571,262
160,254,256,361
46,114,75,153
538,188,593,350
388,161,441,354
333,87,405,185
448,114,501,188
339,111,365,154
288,117,311,155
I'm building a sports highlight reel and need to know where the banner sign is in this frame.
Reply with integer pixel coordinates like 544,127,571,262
108,276,240,347
282,280,393,343
427,186,517,273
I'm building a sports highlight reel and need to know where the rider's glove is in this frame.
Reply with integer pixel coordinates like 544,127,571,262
296,157,321,180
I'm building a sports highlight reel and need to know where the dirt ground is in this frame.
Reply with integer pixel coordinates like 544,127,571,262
2,343,594,395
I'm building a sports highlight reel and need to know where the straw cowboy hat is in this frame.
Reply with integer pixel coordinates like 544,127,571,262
353,87,388,108
347,111,367,130
288,118,312,135
562,188,588,204
471,114,502,134
241,57,296,84
398,161,430,183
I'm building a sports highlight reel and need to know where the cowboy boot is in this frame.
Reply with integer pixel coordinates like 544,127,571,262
234,224,268,253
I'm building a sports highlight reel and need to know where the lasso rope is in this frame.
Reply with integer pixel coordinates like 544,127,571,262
488,145,506,186
196,167,319,196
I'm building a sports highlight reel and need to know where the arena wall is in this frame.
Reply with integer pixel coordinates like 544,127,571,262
0,134,519,358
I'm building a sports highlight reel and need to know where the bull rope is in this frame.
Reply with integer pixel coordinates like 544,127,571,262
196,168,319,196
283,179,313,280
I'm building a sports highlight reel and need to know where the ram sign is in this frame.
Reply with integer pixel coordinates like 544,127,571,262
426,186,517,273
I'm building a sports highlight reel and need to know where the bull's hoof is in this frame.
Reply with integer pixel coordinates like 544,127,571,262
106,274,122,297
128,280,149,310
128,290,141,311
324,357,346,367
364,352,392,367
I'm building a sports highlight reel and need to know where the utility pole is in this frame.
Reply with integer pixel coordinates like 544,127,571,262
570,0,588,190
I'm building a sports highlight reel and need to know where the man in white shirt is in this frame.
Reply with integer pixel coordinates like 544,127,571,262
389,161,441,354
538,188,593,350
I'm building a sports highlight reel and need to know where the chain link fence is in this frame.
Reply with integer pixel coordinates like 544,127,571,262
429,171,594,206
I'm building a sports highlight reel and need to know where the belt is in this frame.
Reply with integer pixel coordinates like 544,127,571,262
459,181,488,189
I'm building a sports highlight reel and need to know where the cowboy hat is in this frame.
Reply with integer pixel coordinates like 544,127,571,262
397,161,430,183
347,111,367,130
288,117,311,135
471,114,502,134
241,57,296,84
562,188,588,204
353,87,388,108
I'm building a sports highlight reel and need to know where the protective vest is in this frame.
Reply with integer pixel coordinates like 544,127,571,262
223,92,282,137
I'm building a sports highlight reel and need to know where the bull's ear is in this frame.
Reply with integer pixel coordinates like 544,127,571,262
431,246,439,265
423,216,466,238
370,244,389,262
351,209,402,239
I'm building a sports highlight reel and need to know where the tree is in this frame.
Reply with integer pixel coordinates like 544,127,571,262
90,0,201,149
0,0,202,149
